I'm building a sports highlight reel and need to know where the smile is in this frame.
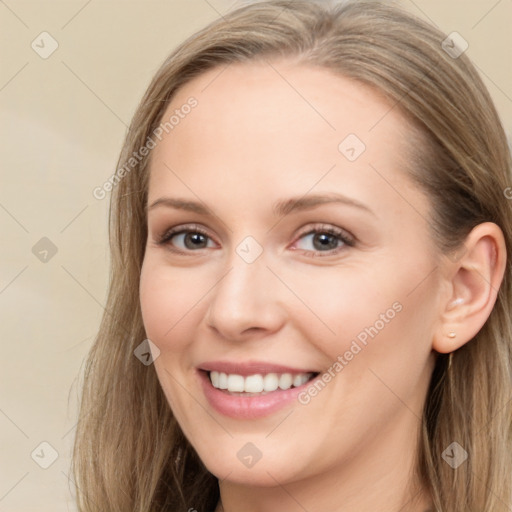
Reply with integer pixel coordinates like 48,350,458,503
209,371,316,394
197,362,321,419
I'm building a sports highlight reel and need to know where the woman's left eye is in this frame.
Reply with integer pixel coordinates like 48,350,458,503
292,226,355,256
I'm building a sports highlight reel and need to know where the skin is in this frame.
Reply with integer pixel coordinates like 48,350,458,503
139,60,506,512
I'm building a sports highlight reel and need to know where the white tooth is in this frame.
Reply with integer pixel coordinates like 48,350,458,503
244,374,264,393
300,373,312,385
212,372,312,393
263,373,279,392
227,374,245,392
218,372,228,389
292,374,305,387
278,373,293,390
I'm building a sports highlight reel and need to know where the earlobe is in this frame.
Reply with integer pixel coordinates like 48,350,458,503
432,222,507,354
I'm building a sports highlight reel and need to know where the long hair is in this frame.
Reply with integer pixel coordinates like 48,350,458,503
72,1,512,510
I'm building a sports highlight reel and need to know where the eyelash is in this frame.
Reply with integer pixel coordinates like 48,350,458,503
156,223,355,257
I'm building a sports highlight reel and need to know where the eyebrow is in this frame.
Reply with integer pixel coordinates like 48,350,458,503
272,193,375,217
147,197,211,215
147,193,375,217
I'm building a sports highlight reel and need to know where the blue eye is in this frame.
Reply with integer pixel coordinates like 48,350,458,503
293,226,355,256
158,226,215,251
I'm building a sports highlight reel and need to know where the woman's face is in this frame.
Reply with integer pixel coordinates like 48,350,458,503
140,61,444,487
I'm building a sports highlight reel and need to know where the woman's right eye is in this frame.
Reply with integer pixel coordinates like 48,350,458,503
157,225,217,254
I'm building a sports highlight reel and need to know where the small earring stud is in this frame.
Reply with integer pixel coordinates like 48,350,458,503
448,332,456,338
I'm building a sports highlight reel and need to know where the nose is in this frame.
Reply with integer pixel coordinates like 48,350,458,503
204,249,287,342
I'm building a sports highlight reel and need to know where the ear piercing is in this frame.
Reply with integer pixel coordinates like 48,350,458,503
447,299,461,339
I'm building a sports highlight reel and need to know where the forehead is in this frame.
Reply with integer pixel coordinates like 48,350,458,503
148,60,426,221
162,59,406,152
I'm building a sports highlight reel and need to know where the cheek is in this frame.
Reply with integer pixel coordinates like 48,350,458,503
293,259,437,366
283,264,401,355
139,258,208,353
290,264,437,429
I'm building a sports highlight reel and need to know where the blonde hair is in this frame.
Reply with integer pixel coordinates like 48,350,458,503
72,1,512,510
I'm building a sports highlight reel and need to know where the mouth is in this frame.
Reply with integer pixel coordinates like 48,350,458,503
205,370,319,396
196,362,321,419
197,369,319,420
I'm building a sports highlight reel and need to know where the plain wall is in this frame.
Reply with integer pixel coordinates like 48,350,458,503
1,0,511,510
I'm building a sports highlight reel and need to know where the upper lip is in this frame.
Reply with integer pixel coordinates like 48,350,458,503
198,360,319,376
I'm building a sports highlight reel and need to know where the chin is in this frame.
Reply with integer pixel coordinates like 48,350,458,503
191,436,313,487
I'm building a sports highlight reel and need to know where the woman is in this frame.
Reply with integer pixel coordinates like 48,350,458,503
72,1,512,511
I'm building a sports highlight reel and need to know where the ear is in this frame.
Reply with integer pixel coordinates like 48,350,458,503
433,222,507,354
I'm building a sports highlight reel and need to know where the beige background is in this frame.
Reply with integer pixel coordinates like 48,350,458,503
1,0,511,510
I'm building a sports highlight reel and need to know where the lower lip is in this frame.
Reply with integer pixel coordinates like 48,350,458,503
198,370,315,419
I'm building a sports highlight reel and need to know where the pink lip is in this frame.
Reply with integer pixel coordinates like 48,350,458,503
197,365,319,420
198,360,317,376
